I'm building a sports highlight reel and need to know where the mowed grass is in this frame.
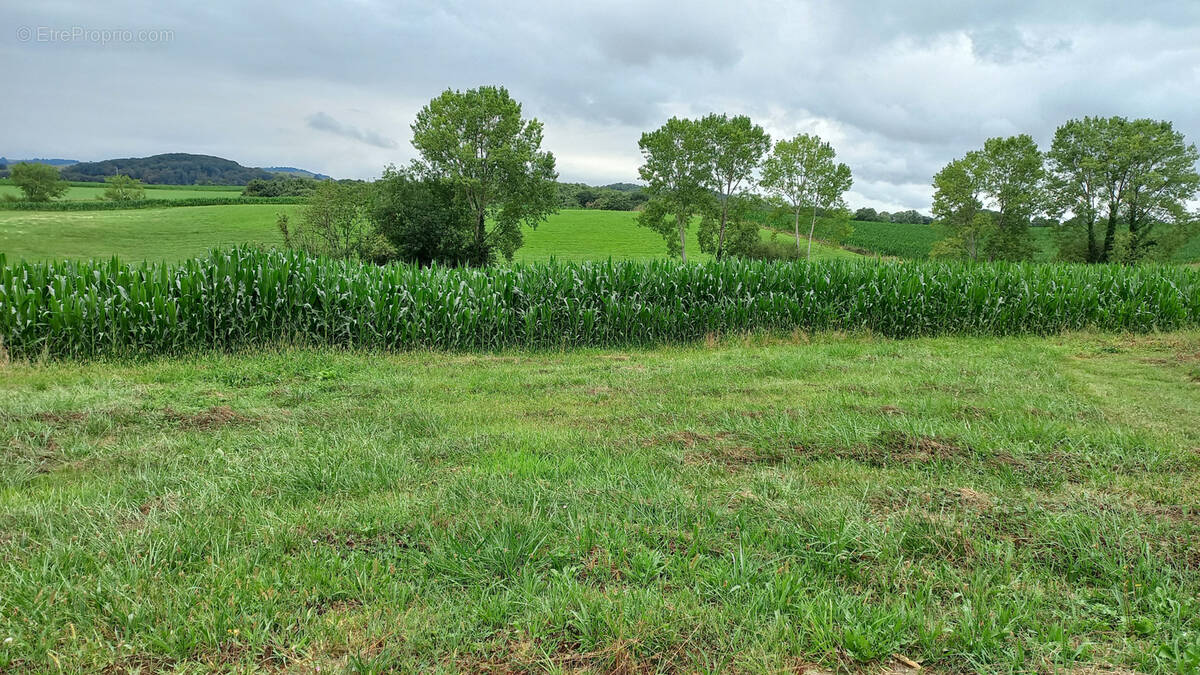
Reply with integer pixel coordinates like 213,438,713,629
0,205,299,262
2,333,1199,672
0,184,244,202
0,206,857,264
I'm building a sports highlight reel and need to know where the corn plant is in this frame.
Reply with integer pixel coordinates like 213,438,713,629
1,247,1197,359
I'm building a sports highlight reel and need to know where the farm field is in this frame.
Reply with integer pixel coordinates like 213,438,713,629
818,217,1200,264
2,333,1198,672
0,183,244,202
0,206,856,264
0,204,300,263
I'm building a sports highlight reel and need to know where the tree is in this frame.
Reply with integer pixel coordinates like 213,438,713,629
411,85,558,266
243,175,319,197
930,153,992,261
283,180,394,263
1047,116,1200,263
695,114,770,259
760,134,852,259
979,134,1043,261
853,207,879,222
10,162,68,202
370,166,473,266
101,174,146,201
636,117,712,262
930,135,1043,262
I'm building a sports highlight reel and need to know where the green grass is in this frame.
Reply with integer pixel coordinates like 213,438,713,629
2,332,1198,672
0,207,855,265
0,184,244,202
834,218,1199,264
0,205,299,262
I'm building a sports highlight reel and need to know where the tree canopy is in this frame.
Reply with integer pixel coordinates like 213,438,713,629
636,117,713,262
760,134,852,258
1047,116,1200,263
411,85,558,266
9,162,68,202
696,114,771,259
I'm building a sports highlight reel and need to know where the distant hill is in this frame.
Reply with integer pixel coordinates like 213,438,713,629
61,153,275,185
0,157,79,167
264,166,331,180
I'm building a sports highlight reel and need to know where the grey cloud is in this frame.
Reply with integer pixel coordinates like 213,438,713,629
4,0,1199,211
968,27,1071,64
306,112,398,150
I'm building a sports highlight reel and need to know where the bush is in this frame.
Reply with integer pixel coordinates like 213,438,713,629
101,175,146,201
371,169,474,266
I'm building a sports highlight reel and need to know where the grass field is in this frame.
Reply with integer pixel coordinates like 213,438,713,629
0,184,244,202
829,218,1200,264
0,206,857,264
0,205,300,262
2,332,1198,672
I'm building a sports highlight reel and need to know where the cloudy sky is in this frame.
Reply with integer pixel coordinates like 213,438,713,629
5,1,1199,211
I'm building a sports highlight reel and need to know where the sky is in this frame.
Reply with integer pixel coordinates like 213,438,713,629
5,1,1200,212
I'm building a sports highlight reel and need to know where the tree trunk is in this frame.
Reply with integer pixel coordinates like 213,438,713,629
1086,217,1098,263
475,210,487,267
716,199,729,260
678,214,688,263
808,203,818,260
793,207,802,255
1102,202,1119,263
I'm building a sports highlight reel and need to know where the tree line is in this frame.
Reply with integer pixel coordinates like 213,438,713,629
931,117,1200,263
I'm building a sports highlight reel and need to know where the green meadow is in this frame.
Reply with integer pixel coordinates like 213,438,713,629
2,333,1198,672
0,183,244,202
0,206,857,265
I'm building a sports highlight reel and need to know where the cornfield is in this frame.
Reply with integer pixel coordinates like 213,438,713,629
2,247,1197,359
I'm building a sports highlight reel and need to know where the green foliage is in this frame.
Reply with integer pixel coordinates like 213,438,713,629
9,162,68,202
556,182,648,210
1047,116,1200,263
61,153,275,185
243,175,320,197
412,85,558,265
696,113,771,259
287,181,394,263
637,117,714,262
931,154,992,260
2,247,1197,359
100,174,146,201
760,134,853,258
980,134,1043,261
930,135,1042,262
371,167,474,266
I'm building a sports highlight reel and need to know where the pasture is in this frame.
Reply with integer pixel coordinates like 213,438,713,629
0,182,244,202
0,206,856,265
2,333,1198,672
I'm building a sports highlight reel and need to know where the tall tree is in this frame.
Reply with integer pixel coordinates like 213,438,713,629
695,114,771,259
636,117,712,262
411,85,558,266
978,134,1043,261
760,134,852,259
1048,116,1199,263
930,153,992,260
9,162,68,202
